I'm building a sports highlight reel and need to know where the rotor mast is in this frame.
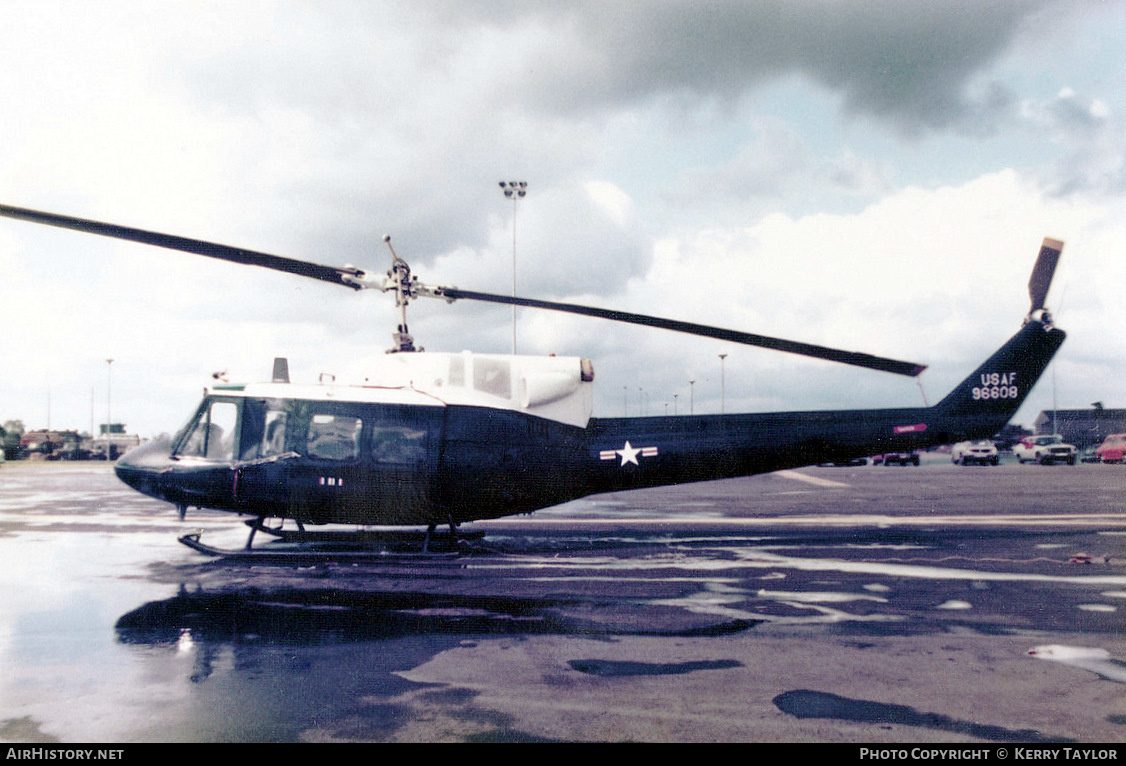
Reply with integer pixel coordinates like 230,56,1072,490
382,235,418,353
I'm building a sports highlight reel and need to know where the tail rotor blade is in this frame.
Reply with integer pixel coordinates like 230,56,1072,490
1028,237,1064,312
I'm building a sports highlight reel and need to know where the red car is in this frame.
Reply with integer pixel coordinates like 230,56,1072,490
1095,434,1126,463
879,451,920,466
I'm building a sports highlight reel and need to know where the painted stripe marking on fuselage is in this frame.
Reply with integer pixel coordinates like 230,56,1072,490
893,423,927,434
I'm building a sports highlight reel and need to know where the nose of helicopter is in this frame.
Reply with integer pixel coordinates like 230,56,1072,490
114,434,175,502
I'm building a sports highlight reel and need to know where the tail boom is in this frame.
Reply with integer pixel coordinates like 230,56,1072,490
584,317,1065,494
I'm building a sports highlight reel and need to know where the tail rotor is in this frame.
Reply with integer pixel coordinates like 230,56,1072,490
1028,237,1064,320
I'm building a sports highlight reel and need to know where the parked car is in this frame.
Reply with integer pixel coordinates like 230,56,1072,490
1079,445,1102,463
1013,435,1077,465
1095,433,1126,463
881,450,920,466
951,440,999,466
818,457,868,467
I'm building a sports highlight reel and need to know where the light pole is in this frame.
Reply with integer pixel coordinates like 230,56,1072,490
499,181,527,354
105,359,114,459
673,393,679,415
689,380,695,415
718,354,727,414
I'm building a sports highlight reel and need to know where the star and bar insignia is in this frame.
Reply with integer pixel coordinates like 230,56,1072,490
599,441,659,466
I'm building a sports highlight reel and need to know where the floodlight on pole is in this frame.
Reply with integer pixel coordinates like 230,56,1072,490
498,181,527,354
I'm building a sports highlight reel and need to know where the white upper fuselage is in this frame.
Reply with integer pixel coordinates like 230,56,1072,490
210,351,595,428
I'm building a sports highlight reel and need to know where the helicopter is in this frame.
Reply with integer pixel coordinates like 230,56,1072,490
0,203,1066,552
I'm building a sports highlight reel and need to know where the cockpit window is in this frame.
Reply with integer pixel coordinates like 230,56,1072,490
306,414,362,461
238,400,292,461
262,411,289,456
368,406,429,464
176,400,238,461
371,424,427,464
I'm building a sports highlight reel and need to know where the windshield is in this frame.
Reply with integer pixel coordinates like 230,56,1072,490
175,399,239,460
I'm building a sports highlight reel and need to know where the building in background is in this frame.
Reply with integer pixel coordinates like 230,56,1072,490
14,424,140,460
20,430,83,459
89,423,141,460
1034,406,1126,448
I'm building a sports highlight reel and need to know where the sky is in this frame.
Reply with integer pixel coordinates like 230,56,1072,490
2,0,1125,439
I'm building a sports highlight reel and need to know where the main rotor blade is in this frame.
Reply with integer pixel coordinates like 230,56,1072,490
1028,237,1064,312
0,203,363,289
436,287,928,377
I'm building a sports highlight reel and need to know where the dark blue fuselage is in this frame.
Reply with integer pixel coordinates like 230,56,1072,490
116,319,1065,526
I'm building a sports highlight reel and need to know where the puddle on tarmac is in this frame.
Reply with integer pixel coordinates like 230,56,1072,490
773,689,1074,743
567,658,742,677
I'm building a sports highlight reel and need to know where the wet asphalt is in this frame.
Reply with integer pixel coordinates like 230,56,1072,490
0,457,1124,743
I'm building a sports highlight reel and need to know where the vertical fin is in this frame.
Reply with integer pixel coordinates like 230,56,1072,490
934,320,1064,420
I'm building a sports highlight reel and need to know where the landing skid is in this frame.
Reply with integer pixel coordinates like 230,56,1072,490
177,529,470,561
244,518,485,545
178,517,484,560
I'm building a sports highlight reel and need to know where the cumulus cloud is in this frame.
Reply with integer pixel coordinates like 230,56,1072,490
579,170,1116,420
663,120,896,223
465,0,1050,134
1019,88,1126,197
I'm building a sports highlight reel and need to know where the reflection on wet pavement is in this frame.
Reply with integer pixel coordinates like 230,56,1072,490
4,463,1126,742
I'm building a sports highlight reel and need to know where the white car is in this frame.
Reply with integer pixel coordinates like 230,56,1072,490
951,440,999,466
1013,435,1077,465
